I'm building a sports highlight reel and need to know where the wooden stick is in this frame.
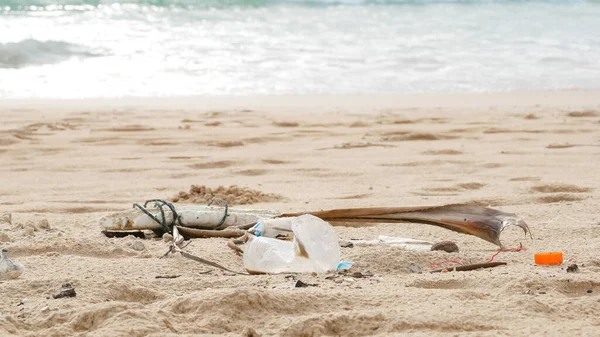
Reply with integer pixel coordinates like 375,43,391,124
430,261,507,273
176,226,246,239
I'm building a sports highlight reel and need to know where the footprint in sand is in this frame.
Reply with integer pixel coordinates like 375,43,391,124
509,177,540,182
0,137,19,146
102,125,155,132
481,163,506,169
483,128,544,134
137,139,179,146
546,143,576,149
421,149,463,155
272,121,300,128
262,159,291,164
566,110,599,118
536,194,586,204
530,183,591,204
235,169,269,176
335,193,371,200
349,121,370,127
208,140,245,148
381,131,457,142
423,182,485,193
523,113,539,120
380,159,470,167
104,282,164,304
321,142,394,150
187,161,236,169
530,183,592,194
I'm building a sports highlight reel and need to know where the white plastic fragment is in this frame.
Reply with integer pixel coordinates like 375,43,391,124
243,214,341,274
0,248,24,280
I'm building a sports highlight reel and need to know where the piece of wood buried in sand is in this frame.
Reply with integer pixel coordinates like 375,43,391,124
283,204,531,247
430,262,507,273
100,205,280,231
175,226,247,239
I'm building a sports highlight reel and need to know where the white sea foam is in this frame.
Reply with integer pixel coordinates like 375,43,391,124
0,1,599,98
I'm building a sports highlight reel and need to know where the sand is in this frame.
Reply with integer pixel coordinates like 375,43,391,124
1,91,600,336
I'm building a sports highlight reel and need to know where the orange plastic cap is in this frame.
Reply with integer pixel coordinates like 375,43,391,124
534,252,563,265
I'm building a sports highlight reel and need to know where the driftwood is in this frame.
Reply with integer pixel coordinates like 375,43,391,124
100,204,280,231
175,226,247,239
430,261,507,273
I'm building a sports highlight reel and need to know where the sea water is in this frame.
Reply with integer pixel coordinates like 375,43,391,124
1,0,599,98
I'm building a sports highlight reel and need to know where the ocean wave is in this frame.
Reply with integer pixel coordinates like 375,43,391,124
0,39,102,68
0,0,595,12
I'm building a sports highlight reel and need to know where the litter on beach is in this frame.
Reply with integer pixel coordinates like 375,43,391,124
99,198,532,274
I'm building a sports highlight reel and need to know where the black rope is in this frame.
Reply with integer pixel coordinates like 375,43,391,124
207,197,229,229
132,199,182,234
133,198,228,233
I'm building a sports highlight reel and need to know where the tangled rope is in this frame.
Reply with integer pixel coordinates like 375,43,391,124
132,197,229,234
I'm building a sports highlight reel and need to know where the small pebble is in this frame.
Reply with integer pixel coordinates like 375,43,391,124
0,213,11,225
130,241,145,251
587,290,593,294
22,227,35,237
0,232,12,243
38,219,50,230
431,241,459,253
162,233,174,243
334,278,343,284
339,241,354,248
25,220,38,231
566,264,579,273
351,272,364,278
53,283,76,299
41,306,49,313
408,263,422,274
240,326,261,337
294,280,318,288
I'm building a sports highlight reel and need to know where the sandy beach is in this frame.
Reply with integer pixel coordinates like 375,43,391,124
1,90,600,336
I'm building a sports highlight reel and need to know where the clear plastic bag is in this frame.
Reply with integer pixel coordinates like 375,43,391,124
0,248,24,280
243,214,340,274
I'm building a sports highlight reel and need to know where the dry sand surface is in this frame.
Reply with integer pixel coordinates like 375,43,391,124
1,91,600,336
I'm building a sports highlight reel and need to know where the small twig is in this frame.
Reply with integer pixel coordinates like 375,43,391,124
179,251,249,275
155,275,181,279
162,228,249,275
176,226,246,239
227,240,244,255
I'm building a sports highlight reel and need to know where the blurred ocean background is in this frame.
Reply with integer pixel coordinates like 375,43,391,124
1,0,599,98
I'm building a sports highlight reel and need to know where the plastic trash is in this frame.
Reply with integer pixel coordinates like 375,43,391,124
250,217,294,239
0,248,24,280
534,252,563,265
337,261,353,270
243,214,341,274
